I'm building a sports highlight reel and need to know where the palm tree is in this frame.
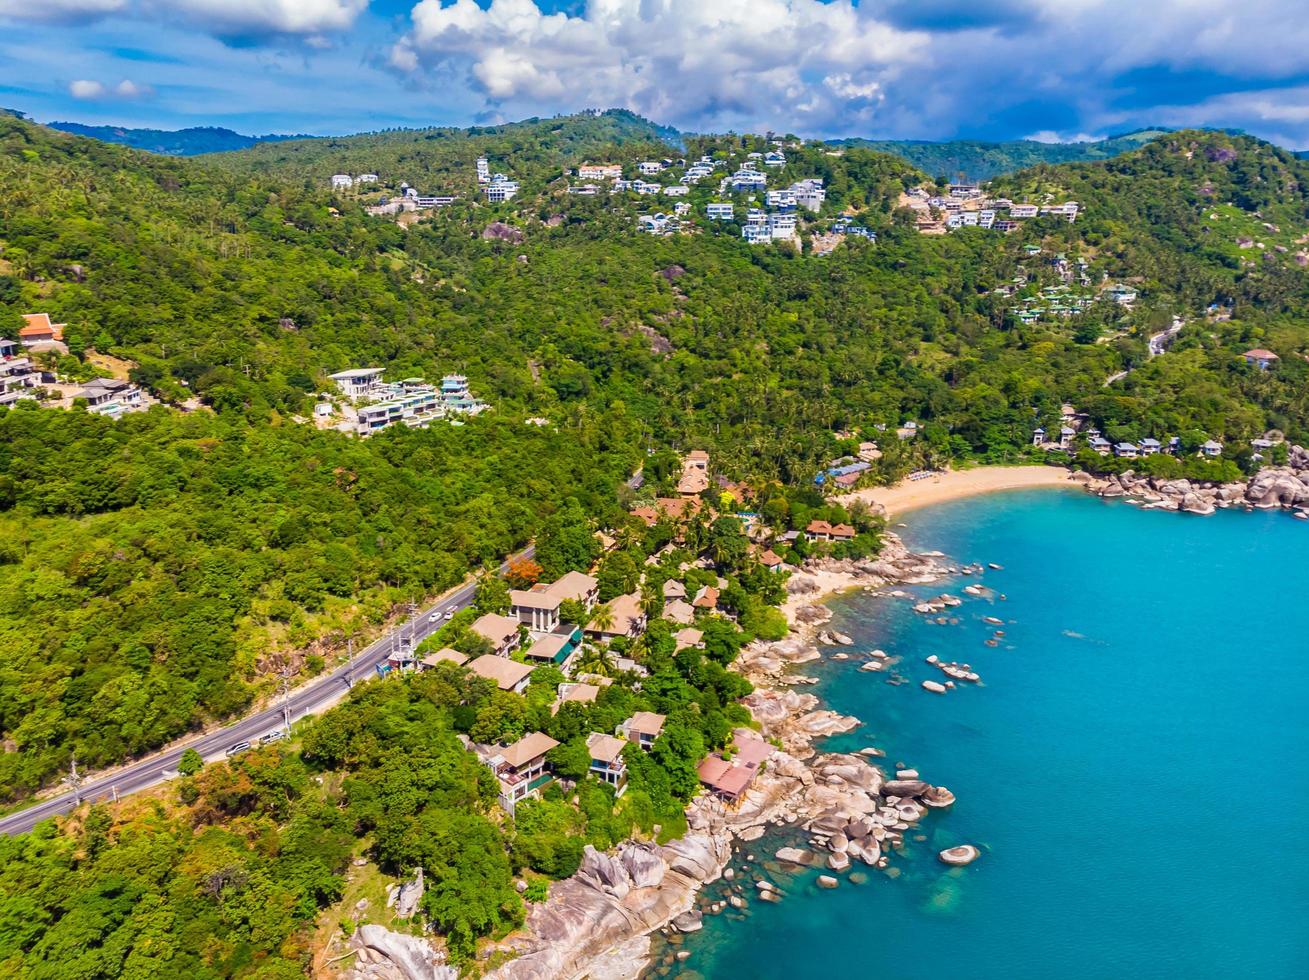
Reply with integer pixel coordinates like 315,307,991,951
588,603,616,635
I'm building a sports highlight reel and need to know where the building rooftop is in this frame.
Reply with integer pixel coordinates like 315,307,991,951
468,655,535,690
627,711,666,738
471,613,520,648
587,732,628,764
510,589,562,611
524,633,571,663
498,732,559,769
421,647,468,668
543,570,599,603
558,682,599,705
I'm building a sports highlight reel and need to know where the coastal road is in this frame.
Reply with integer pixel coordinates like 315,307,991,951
0,546,534,838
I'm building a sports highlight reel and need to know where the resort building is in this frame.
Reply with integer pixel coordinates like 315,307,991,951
556,682,599,709
468,654,535,694
419,648,468,670
584,593,647,641
75,378,144,417
674,627,704,651
621,711,666,750
586,733,629,795
485,178,518,203
485,732,558,814
523,630,582,670
697,733,774,802
542,570,600,609
1201,440,1224,458
331,174,353,189
352,382,443,435
509,589,562,634
476,157,491,183
329,368,385,401
470,613,523,657
804,520,856,543
1242,349,1279,370
0,357,41,405
578,163,623,180
19,313,65,348
706,202,735,220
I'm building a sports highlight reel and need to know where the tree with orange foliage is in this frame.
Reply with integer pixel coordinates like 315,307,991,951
505,557,543,590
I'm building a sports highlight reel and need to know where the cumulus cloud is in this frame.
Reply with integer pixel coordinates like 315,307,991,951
69,79,108,99
390,0,929,133
384,0,1309,142
68,78,152,100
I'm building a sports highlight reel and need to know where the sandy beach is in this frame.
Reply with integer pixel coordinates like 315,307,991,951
835,465,1075,517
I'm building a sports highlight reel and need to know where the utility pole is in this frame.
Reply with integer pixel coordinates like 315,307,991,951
346,636,355,688
68,755,83,805
279,667,292,734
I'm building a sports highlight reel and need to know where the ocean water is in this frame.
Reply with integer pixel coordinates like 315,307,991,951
662,489,1309,980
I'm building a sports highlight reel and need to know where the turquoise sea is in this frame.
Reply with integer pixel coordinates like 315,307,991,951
661,489,1309,980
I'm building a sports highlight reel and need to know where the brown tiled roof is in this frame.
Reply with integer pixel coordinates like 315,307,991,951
422,648,468,668
499,732,559,768
468,655,535,690
586,732,627,764
471,613,520,647
510,589,561,611
627,711,665,738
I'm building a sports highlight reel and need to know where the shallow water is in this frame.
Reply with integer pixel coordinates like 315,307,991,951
663,489,1309,980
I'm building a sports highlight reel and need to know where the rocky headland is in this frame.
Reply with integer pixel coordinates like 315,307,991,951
1075,444,1309,517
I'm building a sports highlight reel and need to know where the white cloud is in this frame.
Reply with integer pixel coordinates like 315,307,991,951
0,0,126,19
158,0,370,36
69,79,108,99
67,78,151,100
391,0,929,134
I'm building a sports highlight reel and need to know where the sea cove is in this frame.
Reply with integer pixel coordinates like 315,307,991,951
664,489,1309,980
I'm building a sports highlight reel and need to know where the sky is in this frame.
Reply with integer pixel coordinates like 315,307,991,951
4,0,1309,148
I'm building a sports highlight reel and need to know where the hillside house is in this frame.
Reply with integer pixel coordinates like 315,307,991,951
485,179,518,203
331,174,353,189
1201,440,1224,458
697,733,774,802
468,654,535,694
1242,349,1279,370
585,593,647,641
509,590,561,634
706,202,735,220
470,613,523,657
578,163,623,180
485,732,558,814
586,733,629,794
419,648,468,670
75,378,143,417
0,357,40,405
19,313,65,347
621,712,666,750
329,367,385,401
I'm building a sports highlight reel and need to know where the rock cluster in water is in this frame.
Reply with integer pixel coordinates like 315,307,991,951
1077,445,1309,517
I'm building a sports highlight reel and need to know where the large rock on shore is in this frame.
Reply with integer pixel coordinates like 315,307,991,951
1246,468,1309,509
350,925,457,980
487,834,729,980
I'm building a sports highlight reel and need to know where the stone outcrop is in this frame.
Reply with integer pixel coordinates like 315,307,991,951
487,835,730,980
349,925,456,980
1081,447,1309,518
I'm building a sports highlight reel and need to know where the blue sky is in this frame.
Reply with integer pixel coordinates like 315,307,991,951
4,1,1309,147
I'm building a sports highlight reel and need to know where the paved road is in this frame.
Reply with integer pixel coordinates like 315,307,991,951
0,546,533,837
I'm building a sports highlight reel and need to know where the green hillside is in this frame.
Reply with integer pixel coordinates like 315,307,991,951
46,122,307,156
2,109,1309,977
2,112,1308,797
836,129,1170,181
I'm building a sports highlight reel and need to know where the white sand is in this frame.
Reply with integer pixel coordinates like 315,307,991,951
835,465,1075,517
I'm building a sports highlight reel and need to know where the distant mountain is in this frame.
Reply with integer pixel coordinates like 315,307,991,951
831,130,1173,181
46,122,310,156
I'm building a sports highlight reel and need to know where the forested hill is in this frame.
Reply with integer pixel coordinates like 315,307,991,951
203,108,683,180
835,129,1170,181
46,122,307,155
1,113,1308,805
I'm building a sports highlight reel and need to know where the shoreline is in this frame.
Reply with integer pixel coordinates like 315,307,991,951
834,465,1076,517
479,535,957,980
